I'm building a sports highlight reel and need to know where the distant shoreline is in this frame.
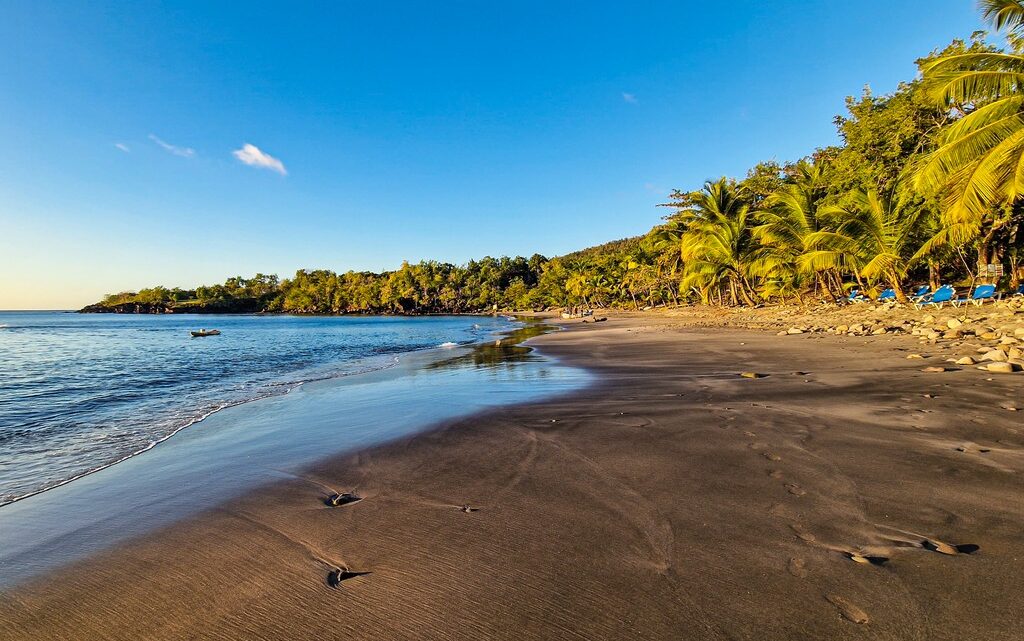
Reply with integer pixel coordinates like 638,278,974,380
77,304,510,317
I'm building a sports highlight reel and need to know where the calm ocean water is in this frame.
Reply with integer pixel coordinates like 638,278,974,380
0,312,516,505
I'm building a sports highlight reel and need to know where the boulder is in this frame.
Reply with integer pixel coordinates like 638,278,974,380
956,356,977,366
987,362,1016,374
982,350,1009,362
947,318,963,329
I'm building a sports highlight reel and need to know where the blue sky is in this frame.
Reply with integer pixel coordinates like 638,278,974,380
0,1,985,308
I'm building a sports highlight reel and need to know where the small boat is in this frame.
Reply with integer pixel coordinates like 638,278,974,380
190,329,221,337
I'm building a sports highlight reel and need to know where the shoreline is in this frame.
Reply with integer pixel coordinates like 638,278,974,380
0,320,588,589
2,314,1023,639
0,315,543,508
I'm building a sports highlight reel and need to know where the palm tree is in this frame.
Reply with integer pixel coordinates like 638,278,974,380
751,160,843,298
803,189,926,302
679,178,759,306
980,0,1024,31
915,2,1024,271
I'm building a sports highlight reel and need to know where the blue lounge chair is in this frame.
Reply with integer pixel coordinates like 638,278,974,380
1013,284,1024,297
840,289,866,304
909,285,930,302
915,285,956,309
953,284,997,307
877,288,896,302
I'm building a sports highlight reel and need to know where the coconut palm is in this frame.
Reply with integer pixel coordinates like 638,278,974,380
915,2,1024,268
980,0,1024,32
803,189,926,302
679,178,759,306
751,160,846,298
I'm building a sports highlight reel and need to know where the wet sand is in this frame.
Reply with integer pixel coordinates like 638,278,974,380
2,315,1023,640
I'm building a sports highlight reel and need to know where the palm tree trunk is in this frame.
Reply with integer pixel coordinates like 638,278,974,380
890,274,909,303
738,275,759,306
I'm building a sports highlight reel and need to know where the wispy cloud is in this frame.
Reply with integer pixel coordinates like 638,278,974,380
622,92,638,104
232,143,287,175
149,134,195,158
114,143,130,153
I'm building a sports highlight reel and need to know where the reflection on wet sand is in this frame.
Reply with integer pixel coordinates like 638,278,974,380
428,319,554,371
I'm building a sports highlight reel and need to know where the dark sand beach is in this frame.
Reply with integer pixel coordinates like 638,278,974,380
2,314,1023,640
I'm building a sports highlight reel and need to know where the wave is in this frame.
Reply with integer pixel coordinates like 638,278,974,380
438,341,459,348
0,356,405,507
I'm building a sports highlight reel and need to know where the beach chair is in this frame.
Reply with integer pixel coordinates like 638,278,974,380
953,284,997,307
839,289,865,304
909,285,930,302
877,288,896,302
1013,284,1024,297
915,285,955,309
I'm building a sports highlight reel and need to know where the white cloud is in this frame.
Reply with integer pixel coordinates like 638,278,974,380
114,143,130,153
149,134,195,158
622,92,637,104
232,143,287,175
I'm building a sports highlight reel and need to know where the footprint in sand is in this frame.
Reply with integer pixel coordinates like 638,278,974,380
788,558,808,578
784,483,806,496
768,469,784,480
763,452,782,462
922,539,980,555
846,552,889,566
826,594,869,624
325,491,363,507
791,524,816,543
458,504,479,513
327,567,371,588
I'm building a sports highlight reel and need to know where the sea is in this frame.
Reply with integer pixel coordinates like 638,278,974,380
0,312,562,505
0,311,590,586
